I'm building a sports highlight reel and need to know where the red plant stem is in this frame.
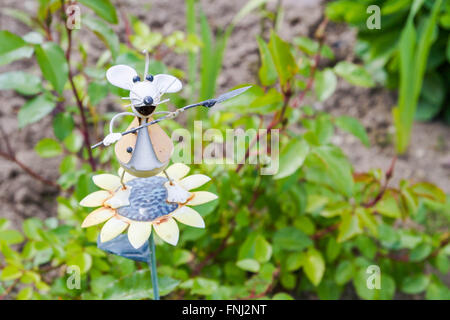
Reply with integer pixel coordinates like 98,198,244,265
118,2,132,48
240,268,280,299
65,24,96,171
311,223,340,240
0,151,59,189
0,278,21,300
362,156,397,208
236,18,328,173
191,222,236,277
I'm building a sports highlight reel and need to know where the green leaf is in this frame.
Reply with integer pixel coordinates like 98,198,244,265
257,36,277,86
394,0,442,154
401,274,430,294
315,69,337,101
309,146,354,197
191,277,219,296
272,292,294,300
1,265,22,281
254,236,272,263
335,116,370,147
18,93,56,128
236,259,260,272
375,190,402,218
335,260,354,285
53,112,75,141
83,15,120,59
303,248,325,286
78,0,118,24
104,270,179,299
66,252,92,274
88,82,109,105
0,230,24,244
337,211,362,242
63,131,83,153
0,30,33,66
354,268,395,300
286,252,305,272
22,218,43,240
0,71,42,95
35,138,62,158
411,182,446,203
326,237,341,262
16,286,33,300
273,227,313,252
35,42,68,95
409,242,432,262
274,138,309,180
268,31,297,87
334,61,374,87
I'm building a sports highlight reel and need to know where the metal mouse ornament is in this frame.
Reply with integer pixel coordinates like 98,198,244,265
80,51,249,299
91,52,250,203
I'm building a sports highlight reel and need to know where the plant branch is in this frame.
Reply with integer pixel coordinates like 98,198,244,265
64,9,96,171
362,156,397,208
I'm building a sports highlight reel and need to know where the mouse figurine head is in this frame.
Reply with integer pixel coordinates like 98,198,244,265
106,53,182,118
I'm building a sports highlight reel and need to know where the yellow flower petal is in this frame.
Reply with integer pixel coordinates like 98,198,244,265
153,218,179,246
80,190,111,207
165,163,190,180
100,217,129,242
128,221,152,249
172,206,205,228
92,174,121,191
81,207,115,228
188,191,218,206
179,174,211,191
118,167,137,183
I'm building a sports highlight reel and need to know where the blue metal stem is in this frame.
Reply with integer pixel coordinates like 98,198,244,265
148,232,160,300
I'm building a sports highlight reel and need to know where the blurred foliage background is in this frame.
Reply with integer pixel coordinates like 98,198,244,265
0,0,449,300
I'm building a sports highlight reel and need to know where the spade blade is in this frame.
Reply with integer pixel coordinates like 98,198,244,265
215,86,252,104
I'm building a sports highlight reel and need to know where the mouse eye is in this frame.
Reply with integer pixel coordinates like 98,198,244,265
145,74,154,82
132,75,141,83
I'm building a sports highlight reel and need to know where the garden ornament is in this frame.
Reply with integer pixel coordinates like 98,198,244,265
91,52,250,203
79,51,249,299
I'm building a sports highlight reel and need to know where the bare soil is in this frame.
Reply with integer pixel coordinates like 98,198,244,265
0,0,449,232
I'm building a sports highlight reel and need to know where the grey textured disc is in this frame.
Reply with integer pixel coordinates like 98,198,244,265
117,176,178,222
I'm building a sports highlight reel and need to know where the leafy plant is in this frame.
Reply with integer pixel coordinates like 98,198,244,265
0,0,448,300
326,0,450,153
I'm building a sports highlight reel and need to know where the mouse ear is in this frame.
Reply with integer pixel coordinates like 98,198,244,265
106,65,138,90
154,74,182,94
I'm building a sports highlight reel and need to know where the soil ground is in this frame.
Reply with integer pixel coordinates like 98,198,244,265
0,0,449,238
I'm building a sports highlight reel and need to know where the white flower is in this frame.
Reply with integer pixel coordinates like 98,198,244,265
79,163,217,249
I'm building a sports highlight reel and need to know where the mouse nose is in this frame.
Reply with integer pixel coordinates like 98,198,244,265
143,96,154,106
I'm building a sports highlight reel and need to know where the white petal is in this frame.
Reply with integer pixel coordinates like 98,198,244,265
104,187,131,209
154,74,182,93
80,190,110,207
81,208,115,228
188,191,218,206
165,181,191,203
100,217,129,242
166,163,190,180
172,206,205,228
106,65,137,90
92,174,121,191
128,221,152,249
118,167,137,183
153,218,179,246
179,174,211,191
